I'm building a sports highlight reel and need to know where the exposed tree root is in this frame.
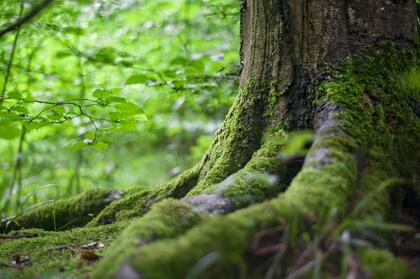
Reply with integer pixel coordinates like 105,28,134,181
96,105,359,279
0,45,418,278
185,133,305,214
87,165,201,226
91,199,202,279
0,189,122,233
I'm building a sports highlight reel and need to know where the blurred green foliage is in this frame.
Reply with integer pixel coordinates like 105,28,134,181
0,0,240,216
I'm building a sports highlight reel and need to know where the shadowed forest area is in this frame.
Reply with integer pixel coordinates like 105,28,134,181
0,0,419,278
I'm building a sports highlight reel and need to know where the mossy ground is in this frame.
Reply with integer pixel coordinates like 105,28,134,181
0,221,128,278
91,199,202,279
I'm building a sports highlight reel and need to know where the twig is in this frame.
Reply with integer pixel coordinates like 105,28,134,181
0,0,24,101
0,0,54,39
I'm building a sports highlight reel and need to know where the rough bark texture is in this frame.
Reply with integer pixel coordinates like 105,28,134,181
240,0,416,129
0,1,419,278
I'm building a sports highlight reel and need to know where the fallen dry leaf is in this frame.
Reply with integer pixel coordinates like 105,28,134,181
80,250,101,263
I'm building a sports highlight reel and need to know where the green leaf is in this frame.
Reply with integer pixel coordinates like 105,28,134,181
7,91,21,99
0,111,20,121
0,124,21,140
119,119,137,131
170,56,189,66
93,89,112,99
107,96,126,103
191,59,205,71
98,136,114,143
93,142,108,150
109,111,123,120
55,50,72,58
68,142,89,151
52,106,65,114
12,106,29,114
171,80,186,88
47,113,62,121
28,120,51,130
133,114,148,121
125,74,148,85
115,101,144,116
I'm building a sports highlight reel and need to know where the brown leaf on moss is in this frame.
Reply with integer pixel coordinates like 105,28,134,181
80,250,101,263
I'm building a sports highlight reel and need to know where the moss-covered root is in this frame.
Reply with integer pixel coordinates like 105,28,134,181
192,80,270,192
91,199,202,279
115,120,361,278
185,133,305,213
0,220,127,278
359,249,419,279
0,189,122,233
87,165,200,226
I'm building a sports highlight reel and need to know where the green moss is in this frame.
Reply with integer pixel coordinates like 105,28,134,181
353,166,391,217
282,161,356,214
122,130,358,278
359,249,418,278
91,199,202,279
0,221,128,278
186,128,310,211
319,44,419,180
107,45,419,277
316,43,420,220
87,188,152,226
114,45,420,278
219,133,301,208
1,189,120,233
2,45,419,278
126,184,320,279
88,165,200,226
190,80,270,194
129,213,253,279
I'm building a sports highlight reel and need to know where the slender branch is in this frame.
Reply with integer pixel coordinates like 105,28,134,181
0,96,101,105
0,0,54,39
1,125,27,214
0,0,24,102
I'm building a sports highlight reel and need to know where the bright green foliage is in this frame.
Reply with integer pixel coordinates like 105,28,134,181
0,0,240,215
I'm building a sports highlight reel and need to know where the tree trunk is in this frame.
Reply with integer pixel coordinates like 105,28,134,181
0,1,419,278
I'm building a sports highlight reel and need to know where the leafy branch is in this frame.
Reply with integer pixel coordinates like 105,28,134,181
0,96,123,143
0,0,54,39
